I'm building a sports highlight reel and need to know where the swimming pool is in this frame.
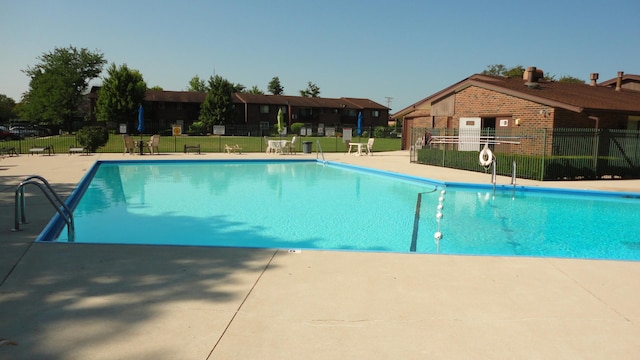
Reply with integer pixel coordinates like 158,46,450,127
39,160,640,261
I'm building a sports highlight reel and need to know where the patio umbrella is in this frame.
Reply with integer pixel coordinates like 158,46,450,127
137,104,144,154
137,104,145,133
277,108,284,135
357,111,363,136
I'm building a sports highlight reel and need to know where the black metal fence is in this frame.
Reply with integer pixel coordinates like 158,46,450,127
1,125,402,156
411,127,640,180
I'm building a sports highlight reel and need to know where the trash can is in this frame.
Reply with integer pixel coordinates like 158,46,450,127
302,141,312,154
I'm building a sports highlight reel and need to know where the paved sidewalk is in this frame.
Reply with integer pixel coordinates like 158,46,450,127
1,151,639,359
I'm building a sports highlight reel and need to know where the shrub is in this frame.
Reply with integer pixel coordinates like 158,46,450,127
290,122,304,135
373,126,387,138
76,126,109,152
188,121,207,135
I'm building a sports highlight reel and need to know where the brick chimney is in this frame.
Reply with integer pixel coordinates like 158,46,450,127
590,73,599,86
615,71,624,91
524,67,541,89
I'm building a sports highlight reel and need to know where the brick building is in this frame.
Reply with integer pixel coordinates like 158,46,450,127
88,87,389,135
393,68,640,151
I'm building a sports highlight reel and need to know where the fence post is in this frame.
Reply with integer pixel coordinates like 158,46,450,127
540,128,547,181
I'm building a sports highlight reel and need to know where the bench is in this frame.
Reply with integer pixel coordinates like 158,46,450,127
69,146,90,155
184,144,200,154
0,147,18,157
29,145,54,156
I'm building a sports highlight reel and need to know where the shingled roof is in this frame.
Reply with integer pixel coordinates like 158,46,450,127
141,90,388,110
463,74,640,113
233,93,387,110
394,72,640,117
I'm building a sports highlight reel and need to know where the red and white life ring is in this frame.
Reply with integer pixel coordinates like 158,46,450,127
479,143,494,168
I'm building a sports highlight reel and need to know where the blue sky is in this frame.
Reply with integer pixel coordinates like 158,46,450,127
1,0,638,112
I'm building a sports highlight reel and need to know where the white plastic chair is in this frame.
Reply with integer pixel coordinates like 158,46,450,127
147,135,160,154
366,138,375,155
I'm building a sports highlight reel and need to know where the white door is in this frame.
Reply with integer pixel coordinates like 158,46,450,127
459,117,481,151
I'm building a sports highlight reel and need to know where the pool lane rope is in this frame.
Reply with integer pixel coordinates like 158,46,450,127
409,187,445,253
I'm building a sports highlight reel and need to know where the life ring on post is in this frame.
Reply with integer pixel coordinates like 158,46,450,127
479,143,494,168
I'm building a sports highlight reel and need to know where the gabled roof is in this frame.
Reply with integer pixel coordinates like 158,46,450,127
145,90,205,103
393,73,640,117
598,74,640,89
95,87,388,111
233,93,388,110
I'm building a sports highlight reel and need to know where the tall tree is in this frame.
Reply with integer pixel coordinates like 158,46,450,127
187,75,208,92
20,46,106,129
199,75,236,127
557,75,585,84
0,94,17,123
481,64,525,78
299,81,320,97
245,85,264,95
268,76,284,95
95,63,147,126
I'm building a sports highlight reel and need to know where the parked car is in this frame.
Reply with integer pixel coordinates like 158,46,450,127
0,125,22,140
10,125,39,137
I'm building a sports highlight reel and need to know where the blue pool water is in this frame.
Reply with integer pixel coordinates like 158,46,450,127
41,160,640,261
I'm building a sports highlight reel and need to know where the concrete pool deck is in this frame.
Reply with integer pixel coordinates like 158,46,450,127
1,150,639,359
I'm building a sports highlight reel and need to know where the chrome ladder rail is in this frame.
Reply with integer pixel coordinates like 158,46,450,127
316,139,326,165
13,175,75,241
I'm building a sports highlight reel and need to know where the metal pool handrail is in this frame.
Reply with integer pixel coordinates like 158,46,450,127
13,175,75,241
316,139,326,165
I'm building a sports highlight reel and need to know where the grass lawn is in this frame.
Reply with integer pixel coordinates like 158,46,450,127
2,134,401,154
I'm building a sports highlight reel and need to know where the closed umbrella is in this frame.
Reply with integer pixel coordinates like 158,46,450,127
357,111,363,137
137,104,145,133
277,108,284,135
137,104,144,154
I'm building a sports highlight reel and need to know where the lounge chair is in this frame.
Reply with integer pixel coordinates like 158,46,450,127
29,145,54,156
69,146,89,155
224,144,242,154
147,135,160,155
123,135,135,155
366,138,375,155
0,147,18,157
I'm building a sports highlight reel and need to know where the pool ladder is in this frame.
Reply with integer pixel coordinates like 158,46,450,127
316,139,326,165
12,175,75,241
490,160,517,197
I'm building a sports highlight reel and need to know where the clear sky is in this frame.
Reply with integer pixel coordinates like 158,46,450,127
1,0,638,112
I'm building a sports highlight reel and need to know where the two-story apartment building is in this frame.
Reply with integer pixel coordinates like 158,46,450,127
88,87,389,135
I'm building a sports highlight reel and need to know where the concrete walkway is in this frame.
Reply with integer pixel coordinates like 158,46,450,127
1,150,639,359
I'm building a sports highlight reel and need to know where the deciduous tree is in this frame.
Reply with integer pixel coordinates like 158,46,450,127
299,81,320,97
199,75,236,127
187,75,208,92
20,46,106,129
0,94,17,122
95,63,147,126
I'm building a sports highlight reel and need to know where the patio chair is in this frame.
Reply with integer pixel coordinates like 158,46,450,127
366,138,375,155
147,135,160,155
287,136,298,154
123,135,135,155
264,136,274,153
